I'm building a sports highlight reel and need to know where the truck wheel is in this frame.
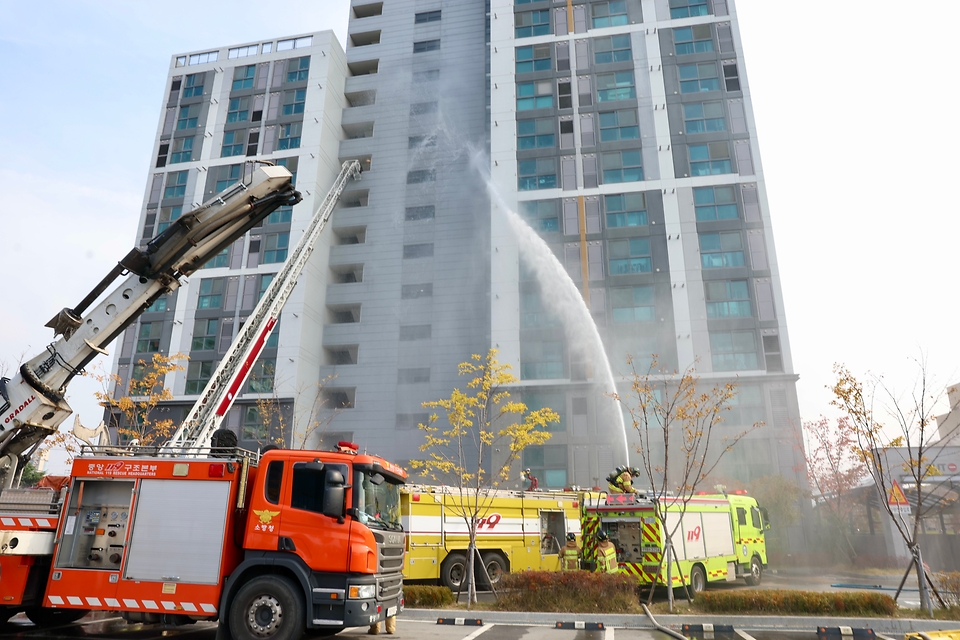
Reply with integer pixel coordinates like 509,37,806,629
744,556,762,586
480,552,508,588
440,552,467,591
24,608,88,628
689,565,706,596
229,575,305,640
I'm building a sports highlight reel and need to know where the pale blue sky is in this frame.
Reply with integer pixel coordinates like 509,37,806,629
1,1,958,471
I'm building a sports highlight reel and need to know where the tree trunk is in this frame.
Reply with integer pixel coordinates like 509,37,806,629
666,538,675,612
466,530,478,606
915,545,932,617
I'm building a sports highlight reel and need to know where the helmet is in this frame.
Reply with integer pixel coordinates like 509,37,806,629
597,530,608,541
616,465,627,475
566,533,576,541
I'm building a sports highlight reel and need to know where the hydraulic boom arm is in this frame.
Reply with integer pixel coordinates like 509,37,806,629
164,160,361,453
0,164,301,488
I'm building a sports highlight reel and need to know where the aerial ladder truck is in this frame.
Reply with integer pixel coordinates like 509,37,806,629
0,161,407,640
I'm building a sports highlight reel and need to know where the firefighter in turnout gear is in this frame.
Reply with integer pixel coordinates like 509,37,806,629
561,532,580,571
595,530,619,574
607,466,641,493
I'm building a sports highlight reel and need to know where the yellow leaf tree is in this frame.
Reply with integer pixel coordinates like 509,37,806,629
95,352,187,447
615,356,761,610
411,349,557,606
831,358,957,615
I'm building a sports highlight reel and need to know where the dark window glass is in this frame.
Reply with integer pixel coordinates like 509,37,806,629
265,461,284,504
291,462,348,514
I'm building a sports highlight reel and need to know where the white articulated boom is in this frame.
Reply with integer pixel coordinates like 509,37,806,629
164,160,361,454
0,163,301,490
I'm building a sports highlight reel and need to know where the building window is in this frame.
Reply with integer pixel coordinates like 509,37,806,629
227,97,250,123
401,283,433,299
591,1,628,28
399,325,431,340
699,231,744,268
515,10,550,38
413,69,440,82
605,192,646,228
215,165,242,193
398,368,430,384
689,142,731,175
611,286,655,323
144,297,168,313
710,331,759,371
258,273,275,302
263,232,289,263
170,137,194,164
403,243,434,258
136,322,162,352
278,36,312,51
405,205,436,220
723,60,741,91
204,247,229,268
523,445,568,488
286,56,310,82
247,358,276,393
410,102,438,115
241,406,267,441
594,35,631,64
516,44,551,73
268,206,293,225
283,89,306,115
188,51,218,65
186,361,215,394
601,150,642,183
157,206,182,233
182,73,204,98
518,118,556,149
228,44,259,59
177,105,198,130
197,278,224,309
413,39,441,53
517,81,553,110
609,237,651,274
164,171,188,199
409,135,437,148
558,80,572,108
670,0,709,19
705,280,751,318
518,158,557,190
232,65,255,90
406,169,436,184
597,72,636,102
278,123,302,150
520,341,564,380
675,25,713,55
694,186,738,221
679,63,720,93
683,101,725,133
221,131,245,157
276,157,298,185
520,200,560,232
192,318,219,350
415,10,441,23
599,109,639,141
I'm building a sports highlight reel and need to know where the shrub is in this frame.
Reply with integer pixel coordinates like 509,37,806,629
698,590,896,616
495,571,641,614
934,571,960,607
404,585,454,608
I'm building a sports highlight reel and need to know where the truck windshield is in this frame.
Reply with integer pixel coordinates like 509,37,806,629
355,471,402,531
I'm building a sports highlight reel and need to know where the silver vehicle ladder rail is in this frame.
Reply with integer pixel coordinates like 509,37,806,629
0,163,300,490
163,160,362,455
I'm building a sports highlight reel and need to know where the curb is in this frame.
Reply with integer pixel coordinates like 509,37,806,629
398,609,960,634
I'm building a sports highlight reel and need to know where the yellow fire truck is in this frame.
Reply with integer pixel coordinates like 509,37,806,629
581,490,768,593
400,485,581,589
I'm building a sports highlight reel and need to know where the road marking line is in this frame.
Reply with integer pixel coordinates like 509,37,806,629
605,625,615,640
736,629,759,640
463,623,494,640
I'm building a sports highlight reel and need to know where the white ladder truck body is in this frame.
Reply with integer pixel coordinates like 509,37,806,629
164,159,361,454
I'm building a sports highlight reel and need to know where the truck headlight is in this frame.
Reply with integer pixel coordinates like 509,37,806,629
348,585,377,599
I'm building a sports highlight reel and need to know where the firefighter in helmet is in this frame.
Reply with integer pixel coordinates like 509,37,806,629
522,468,539,491
561,533,580,571
595,530,619,574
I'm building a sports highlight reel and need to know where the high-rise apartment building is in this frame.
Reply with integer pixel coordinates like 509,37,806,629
116,0,803,492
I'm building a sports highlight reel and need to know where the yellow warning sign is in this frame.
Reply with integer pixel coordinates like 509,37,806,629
888,479,910,506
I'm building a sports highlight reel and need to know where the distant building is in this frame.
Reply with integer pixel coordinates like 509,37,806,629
936,384,960,443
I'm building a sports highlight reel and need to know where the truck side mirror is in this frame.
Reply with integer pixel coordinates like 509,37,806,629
323,469,345,521
760,507,771,530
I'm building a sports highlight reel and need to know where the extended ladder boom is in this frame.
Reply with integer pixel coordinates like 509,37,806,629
164,160,361,453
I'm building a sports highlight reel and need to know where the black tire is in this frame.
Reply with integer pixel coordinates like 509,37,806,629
480,551,508,588
689,565,706,597
24,607,88,628
229,575,305,640
744,556,762,586
440,552,467,591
